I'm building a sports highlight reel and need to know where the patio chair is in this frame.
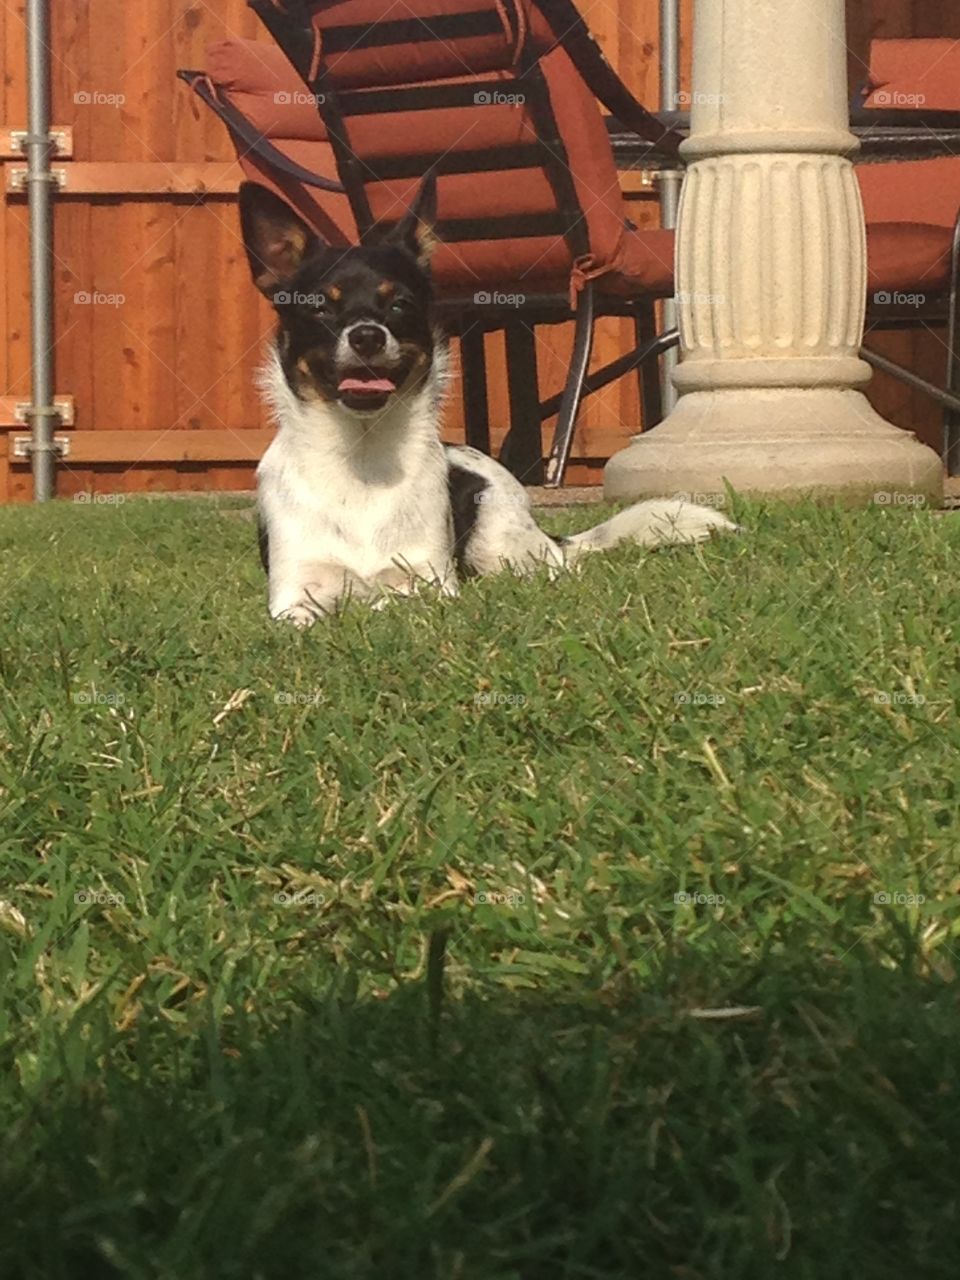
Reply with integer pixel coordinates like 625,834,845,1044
181,0,681,486
858,38,960,474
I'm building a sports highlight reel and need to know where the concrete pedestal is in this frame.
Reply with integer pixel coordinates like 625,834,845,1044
605,388,943,505
604,0,943,505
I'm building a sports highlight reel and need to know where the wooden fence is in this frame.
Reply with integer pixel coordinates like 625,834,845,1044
0,0,957,500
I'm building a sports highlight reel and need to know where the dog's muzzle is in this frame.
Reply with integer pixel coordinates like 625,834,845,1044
337,323,399,402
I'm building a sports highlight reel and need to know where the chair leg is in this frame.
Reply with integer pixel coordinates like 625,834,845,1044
460,321,490,455
500,321,544,485
944,213,960,476
862,347,960,415
634,300,664,429
544,281,596,487
538,328,680,421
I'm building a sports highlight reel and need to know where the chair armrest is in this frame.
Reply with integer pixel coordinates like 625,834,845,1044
177,70,345,193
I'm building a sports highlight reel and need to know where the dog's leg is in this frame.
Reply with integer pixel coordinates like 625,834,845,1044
268,561,363,627
370,558,459,609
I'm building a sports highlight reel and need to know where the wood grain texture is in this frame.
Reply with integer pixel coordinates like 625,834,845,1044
0,396,73,426
16,428,274,463
0,0,31,521
5,162,246,195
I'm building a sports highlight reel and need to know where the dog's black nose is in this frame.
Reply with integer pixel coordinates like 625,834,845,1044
347,324,387,357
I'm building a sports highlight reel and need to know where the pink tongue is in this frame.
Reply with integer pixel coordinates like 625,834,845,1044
338,375,396,395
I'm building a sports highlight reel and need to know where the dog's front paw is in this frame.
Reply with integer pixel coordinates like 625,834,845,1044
275,602,321,628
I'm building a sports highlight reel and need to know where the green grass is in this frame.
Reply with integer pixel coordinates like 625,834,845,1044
1,494,959,1280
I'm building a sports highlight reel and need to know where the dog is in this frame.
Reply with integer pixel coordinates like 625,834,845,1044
239,178,735,626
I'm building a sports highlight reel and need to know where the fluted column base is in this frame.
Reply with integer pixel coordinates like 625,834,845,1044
603,0,945,507
604,388,944,506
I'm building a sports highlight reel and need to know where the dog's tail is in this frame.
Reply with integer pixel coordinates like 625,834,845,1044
560,498,737,564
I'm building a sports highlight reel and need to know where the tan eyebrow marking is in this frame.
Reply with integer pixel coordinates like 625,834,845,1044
327,284,342,301
376,280,396,299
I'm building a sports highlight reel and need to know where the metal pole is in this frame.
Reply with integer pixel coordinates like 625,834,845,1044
25,0,56,501
659,0,681,413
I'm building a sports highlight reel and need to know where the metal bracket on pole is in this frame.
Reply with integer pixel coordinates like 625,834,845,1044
7,166,67,191
11,432,71,460
12,398,72,460
9,127,70,155
14,398,74,426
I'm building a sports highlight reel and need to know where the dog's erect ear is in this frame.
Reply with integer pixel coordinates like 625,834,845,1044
388,172,439,270
239,182,318,297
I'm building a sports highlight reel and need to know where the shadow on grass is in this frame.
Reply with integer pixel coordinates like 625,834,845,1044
2,948,959,1280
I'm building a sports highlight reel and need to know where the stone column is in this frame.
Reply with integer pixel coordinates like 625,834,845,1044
604,0,943,506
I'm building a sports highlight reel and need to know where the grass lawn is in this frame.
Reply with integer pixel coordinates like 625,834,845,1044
1,493,958,1280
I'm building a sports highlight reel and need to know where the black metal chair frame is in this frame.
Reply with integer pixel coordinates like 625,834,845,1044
241,0,680,486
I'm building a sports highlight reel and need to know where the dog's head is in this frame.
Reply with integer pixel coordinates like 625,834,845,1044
239,178,438,414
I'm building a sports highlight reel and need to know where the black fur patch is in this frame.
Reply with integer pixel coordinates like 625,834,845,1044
447,462,488,577
257,515,269,574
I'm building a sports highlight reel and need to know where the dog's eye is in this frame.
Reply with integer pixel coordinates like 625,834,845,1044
294,292,331,317
388,298,412,317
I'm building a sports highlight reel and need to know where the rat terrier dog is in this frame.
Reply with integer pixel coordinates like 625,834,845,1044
240,177,735,625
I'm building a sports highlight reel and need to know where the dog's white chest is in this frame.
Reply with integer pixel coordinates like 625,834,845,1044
256,359,454,610
272,450,449,580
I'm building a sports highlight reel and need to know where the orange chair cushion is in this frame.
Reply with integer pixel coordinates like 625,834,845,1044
858,158,960,293
594,227,675,299
205,38,356,246
859,157,960,230
314,0,554,88
334,43,634,294
207,39,329,141
866,223,953,295
207,15,666,302
866,39,960,112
